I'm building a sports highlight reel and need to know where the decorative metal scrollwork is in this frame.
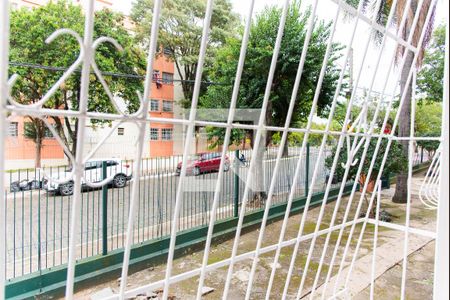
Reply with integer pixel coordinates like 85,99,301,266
6,28,147,187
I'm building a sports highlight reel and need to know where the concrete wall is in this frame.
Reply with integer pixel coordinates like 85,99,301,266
5,116,66,169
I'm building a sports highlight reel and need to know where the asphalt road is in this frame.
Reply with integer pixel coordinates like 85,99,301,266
5,153,331,279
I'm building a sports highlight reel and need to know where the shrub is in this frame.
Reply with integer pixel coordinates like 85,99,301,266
325,137,407,182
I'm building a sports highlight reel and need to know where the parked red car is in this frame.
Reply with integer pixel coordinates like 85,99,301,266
176,153,230,176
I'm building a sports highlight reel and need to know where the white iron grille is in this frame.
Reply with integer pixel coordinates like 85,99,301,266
0,0,448,299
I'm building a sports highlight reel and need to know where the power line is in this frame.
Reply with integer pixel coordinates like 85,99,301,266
9,61,228,86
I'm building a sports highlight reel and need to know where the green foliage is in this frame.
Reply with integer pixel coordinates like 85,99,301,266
23,119,53,140
205,126,245,149
271,121,337,147
415,102,442,152
326,137,408,182
333,97,396,128
9,1,146,156
201,1,344,148
131,0,239,103
418,24,445,102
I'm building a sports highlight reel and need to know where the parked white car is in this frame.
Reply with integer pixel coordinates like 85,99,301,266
44,158,132,196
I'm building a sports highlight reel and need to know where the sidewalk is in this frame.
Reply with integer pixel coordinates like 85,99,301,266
74,173,436,299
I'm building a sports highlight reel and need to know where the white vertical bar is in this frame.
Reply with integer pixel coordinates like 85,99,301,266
339,0,437,290
324,0,416,290
0,0,9,298
279,3,364,298
263,0,328,295
427,155,441,205
433,0,449,297
369,181,382,300
118,0,162,297
65,0,95,298
399,69,417,300
419,147,440,209
221,0,291,298
298,0,390,297
195,1,255,299
245,0,335,295
293,2,383,298
162,1,214,299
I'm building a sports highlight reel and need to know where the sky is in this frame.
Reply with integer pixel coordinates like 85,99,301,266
114,0,447,98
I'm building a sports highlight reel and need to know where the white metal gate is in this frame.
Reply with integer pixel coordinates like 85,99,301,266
0,0,448,299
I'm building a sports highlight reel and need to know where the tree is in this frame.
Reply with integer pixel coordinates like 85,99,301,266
417,24,446,102
326,136,407,217
415,102,442,156
130,0,239,104
201,2,343,201
345,0,436,203
392,0,435,203
326,137,407,184
271,121,338,148
206,125,245,150
9,1,146,164
202,3,343,151
22,118,47,167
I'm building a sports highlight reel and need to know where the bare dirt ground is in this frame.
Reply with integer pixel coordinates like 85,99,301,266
74,173,436,300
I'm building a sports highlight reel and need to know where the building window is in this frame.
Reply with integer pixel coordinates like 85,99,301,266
161,128,173,141
118,127,125,136
150,128,159,140
163,47,173,55
44,127,54,138
162,72,173,84
8,122,18,137
153,70,162,88
162,100,173,112
150,99,160,111
152,70,159,81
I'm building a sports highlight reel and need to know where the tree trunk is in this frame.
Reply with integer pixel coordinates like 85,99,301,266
250,133,267,206
392,50,414,203
248,103,277,205
282,140,289,158
35,135,42,168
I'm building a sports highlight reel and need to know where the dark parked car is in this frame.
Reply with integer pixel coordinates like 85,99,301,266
10,179,42,192
176,153,230,176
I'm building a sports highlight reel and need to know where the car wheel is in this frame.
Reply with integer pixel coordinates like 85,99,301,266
224,162,230,172
59,182,74,196
29,180,41,190
193,166,201,176
10,182,20,193
113,174,127,188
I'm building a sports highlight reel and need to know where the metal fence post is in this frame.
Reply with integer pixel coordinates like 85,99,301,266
234,150,239,218
305,143,310,197
102,161,108,255
420,146,424,163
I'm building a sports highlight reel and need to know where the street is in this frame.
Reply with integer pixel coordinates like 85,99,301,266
4,150,331,279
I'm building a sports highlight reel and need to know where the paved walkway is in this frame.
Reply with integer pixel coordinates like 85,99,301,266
74,174,436,300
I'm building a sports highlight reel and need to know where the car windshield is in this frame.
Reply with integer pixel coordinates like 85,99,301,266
184,153,220,161
186,154,203,160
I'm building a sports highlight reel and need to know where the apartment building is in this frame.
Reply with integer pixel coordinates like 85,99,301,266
148,53,175,158
5,0,176,169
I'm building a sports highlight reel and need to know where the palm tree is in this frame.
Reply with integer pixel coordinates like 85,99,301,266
350,0,436,202
391,0,435,203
